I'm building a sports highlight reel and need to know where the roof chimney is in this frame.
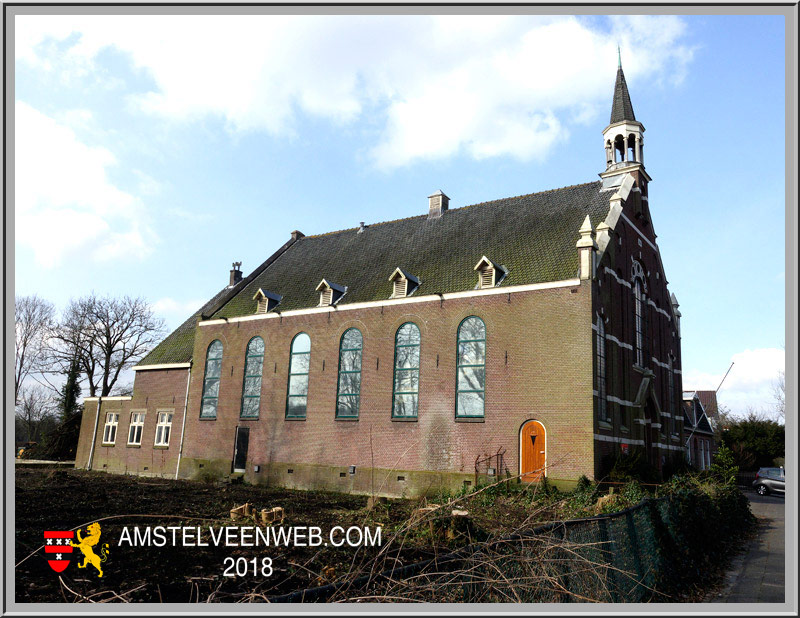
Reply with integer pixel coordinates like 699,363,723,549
428,190,449,219
229,261,243,286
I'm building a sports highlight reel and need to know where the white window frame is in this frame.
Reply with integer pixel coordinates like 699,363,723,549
154,411,174,447
699,439,706,470
102,413,119,445
127,411,146,446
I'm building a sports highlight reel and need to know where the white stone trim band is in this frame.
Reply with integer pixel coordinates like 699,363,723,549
132,363,192,372
594,434,645,446
199,278,582,326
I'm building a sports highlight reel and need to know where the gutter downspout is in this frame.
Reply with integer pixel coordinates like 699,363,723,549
87,397,102,471
175,361,193,480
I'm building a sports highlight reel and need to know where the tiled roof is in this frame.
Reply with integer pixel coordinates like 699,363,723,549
610,66,636,124
212,181,610,318
142,180,611,365
694,390,719,417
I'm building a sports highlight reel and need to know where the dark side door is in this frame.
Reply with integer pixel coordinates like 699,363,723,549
233,427,249,473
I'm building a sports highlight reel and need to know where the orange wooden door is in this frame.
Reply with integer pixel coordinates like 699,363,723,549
521,421,546,481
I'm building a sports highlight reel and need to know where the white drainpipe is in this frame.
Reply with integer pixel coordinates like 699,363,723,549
175,361,193,480
87,397,102,471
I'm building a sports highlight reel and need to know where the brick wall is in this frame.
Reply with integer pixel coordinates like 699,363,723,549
592,181,685,476
75,368,190,477
77,280,596,494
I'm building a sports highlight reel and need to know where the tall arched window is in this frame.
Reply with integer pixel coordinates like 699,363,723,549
393,323,421,418
668,357,676,436
596,317,609,423
200,340,223,418
240,336,264,418
336,328,363,418
286,333,310,419
632,261,646,367
456,316,486,418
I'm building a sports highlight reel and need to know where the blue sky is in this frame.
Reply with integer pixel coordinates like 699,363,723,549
13,12,787,416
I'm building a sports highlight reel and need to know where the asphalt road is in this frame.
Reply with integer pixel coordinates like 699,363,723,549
706,488,786,604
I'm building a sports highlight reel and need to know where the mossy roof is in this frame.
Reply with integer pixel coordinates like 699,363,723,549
139,180,611,366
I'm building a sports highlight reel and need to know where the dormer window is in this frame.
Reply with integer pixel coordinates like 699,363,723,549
316,279,346,307
388,268,420,299
473,256,507,289
252,289,282,314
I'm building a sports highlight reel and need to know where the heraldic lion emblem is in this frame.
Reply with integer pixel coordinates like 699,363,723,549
70,522,110,577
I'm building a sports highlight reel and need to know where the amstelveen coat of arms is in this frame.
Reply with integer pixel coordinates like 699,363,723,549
44,523,110,576
43,530,74,573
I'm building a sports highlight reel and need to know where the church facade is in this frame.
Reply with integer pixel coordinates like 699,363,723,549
75,64,686,495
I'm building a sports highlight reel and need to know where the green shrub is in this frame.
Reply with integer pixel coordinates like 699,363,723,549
710,443,738,486
609,448,659,484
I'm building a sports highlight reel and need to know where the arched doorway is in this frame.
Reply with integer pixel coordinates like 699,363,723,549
520,420,546,481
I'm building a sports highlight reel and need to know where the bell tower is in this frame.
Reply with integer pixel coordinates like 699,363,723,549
600,51,651,198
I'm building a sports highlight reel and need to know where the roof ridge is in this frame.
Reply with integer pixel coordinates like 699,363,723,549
300,180,600,240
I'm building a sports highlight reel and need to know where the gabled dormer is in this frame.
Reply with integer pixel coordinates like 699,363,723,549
315,279,346,307
474,256,507,289
388,268,420,298
253,288,282,314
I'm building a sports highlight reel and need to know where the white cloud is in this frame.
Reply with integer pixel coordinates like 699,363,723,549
14,101,155,268
15,14,694,169
684,348,785,418
152,297,207,329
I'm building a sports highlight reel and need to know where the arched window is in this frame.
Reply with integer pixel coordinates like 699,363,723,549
200,340,223,418
668,357,676,436
393,323,421,418
632,261,646,367
240,337,264,418
634,279,644,365
456,316,486,418
336,328,363,419
286,333,310,419
596,317,609,423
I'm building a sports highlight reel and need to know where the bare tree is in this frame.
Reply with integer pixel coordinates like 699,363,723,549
15,385,56,443
15,295,56,403
773,370,785,421
49,295,166,397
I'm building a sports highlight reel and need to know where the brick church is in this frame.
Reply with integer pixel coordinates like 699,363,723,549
75,62,686,495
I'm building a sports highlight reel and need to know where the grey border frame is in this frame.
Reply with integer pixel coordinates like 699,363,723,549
5,3,797,615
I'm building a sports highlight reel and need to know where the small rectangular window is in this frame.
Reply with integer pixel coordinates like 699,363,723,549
154,411,173,447
102,413,119,445
127,411,145,445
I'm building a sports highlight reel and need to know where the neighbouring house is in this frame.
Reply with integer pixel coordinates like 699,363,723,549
682,391,716,470
75,61,686,496
694,390,720,421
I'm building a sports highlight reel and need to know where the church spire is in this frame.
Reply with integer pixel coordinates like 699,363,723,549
610,57,636,124
601,52,651,190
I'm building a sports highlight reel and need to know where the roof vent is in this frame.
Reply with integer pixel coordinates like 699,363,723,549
357,222,367,234
474,256,506,289
229,261,243,286
316,279,346,307
388,267,420,298
428,190,449,219
253,289,282,314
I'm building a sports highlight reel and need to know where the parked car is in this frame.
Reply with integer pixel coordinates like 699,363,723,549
752,467,785,496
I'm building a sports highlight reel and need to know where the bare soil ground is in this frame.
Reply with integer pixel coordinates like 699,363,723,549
14,468,551,603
